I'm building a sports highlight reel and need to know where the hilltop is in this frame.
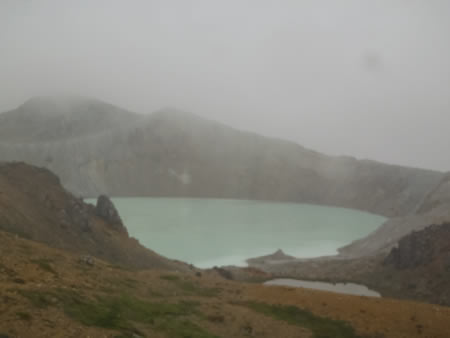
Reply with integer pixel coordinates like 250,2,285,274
0,96,142,143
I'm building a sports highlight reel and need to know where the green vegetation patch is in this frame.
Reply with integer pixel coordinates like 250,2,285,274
17,289,57,308
13,229,32,240
241,301,360,338
160,274,221,297
0,262,15,277
30,258,57,275
155,319,218,338
160,274,180,281
147,287,164,298
106,263,132,271
16,312,32,321
19,288,216,338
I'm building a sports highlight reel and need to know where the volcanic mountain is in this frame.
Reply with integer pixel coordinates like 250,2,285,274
0,96,443,218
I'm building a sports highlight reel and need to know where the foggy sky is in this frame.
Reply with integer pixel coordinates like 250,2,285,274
1,0,450,171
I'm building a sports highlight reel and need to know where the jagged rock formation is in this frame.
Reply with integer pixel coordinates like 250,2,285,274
0,96,443,218
384,223,450,270
246,249,296,265
95,194,126,234
0,162,181,270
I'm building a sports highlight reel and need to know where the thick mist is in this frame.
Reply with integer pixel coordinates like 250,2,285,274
1,0,449,170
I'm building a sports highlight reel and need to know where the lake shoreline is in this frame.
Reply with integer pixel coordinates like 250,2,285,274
87,197,386,268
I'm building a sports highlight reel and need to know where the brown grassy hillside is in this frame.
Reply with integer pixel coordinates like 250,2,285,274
1,230,450,338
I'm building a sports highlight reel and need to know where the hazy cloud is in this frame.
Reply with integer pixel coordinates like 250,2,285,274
1,0,449,170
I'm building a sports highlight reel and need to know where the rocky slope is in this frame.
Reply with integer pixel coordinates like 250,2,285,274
0,96,443,218
378,222,450,305
246,222,450,307
245,173,450,305
243,161,450,306
0,162,180,270
384,223,450,270
339,172,450,257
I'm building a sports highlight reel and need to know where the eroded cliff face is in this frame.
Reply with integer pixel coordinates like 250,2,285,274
0,97,443,218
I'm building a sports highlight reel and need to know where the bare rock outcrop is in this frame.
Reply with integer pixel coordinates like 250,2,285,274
95,194,127,234
384,223,450,269
246,249,296,265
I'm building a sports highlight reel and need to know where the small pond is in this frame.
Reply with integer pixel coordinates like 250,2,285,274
264,279,380,297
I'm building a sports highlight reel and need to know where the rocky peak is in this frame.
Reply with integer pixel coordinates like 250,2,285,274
63,197,92,232
271,249,291,260
95,195,127,235
246,249,296,266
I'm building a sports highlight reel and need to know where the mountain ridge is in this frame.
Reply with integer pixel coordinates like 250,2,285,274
0,95,143,143
0,96,443,218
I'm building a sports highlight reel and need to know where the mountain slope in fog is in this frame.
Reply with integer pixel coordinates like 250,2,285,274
340,172,450,257
0,96,443,217
0,96,143,143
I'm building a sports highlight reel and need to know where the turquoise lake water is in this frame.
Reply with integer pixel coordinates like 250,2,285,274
89,198,386,268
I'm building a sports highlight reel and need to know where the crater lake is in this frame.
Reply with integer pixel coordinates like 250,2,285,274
88,198,386,268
